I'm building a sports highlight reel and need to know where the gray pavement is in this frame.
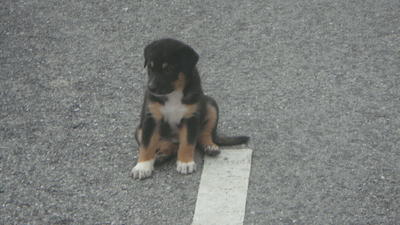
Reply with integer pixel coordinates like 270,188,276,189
1,0,399,224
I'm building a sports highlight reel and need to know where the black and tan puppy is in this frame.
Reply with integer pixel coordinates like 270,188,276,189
131,38,249,179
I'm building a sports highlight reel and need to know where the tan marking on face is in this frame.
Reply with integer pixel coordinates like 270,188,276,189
198,104,218,147
162,62,168,69
173,72,186,90
177,124,195,163
183,103,198,119
148,102,163,121
138,129,160,162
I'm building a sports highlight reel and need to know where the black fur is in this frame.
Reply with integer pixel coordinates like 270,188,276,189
141,116,156,147
184,116,201,145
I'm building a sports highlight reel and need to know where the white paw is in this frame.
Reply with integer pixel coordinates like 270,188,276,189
176,161,196,174
131,159,155,179
203,144,220,156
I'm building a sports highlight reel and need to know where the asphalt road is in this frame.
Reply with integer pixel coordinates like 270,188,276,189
1,0,399,224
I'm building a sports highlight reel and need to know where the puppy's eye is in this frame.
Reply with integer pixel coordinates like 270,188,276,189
161,63,170,72
162,63,173,72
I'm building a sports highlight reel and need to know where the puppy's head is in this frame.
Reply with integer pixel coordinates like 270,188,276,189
143,38,199,95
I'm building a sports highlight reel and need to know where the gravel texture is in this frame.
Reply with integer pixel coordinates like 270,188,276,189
1,0,399,224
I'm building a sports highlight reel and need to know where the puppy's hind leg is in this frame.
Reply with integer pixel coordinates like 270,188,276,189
155,139,178,165
198,103,220,156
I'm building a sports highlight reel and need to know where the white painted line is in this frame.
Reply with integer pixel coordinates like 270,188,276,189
192,149,253,225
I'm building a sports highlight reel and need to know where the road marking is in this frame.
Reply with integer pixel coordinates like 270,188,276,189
192,149,253,225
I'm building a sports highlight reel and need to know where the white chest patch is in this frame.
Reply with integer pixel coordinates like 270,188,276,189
160,91,187,127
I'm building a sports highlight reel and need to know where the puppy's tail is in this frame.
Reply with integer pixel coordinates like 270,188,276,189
214,135,250,146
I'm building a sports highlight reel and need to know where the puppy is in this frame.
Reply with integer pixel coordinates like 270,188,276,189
131,38,249,179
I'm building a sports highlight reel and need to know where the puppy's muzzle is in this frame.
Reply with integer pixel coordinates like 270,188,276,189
147,82,173,96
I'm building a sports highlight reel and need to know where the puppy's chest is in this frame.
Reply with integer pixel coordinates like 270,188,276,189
160,91,187,127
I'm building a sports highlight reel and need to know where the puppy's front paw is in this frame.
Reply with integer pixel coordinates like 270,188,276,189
176,161,196,174
131,160,155,179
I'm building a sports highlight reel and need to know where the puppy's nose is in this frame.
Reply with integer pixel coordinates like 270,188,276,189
147,78,157,92
148,82,157,93
148,86,156,93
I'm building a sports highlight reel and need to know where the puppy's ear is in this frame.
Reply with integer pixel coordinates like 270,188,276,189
178,45,199,73
143,46,149,68
143,42,154,68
